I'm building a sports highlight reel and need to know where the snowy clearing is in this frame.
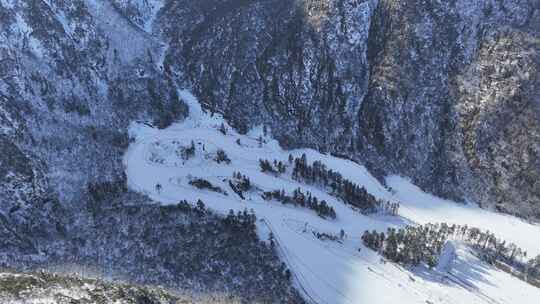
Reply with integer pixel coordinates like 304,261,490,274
124,91,540,304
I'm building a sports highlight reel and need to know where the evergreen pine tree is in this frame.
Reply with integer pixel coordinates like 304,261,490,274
269,232,275,248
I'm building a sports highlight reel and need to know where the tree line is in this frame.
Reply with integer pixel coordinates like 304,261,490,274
229,172,252,200
261,188,337,219
174,199,297,296
215,149,231,164
362,223,540,286
232,171,252,192
259,154,400,215
290,154,392,214
259,159,287,175
189,177,228,195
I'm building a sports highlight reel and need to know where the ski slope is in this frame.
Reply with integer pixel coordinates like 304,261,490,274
124,91,540,304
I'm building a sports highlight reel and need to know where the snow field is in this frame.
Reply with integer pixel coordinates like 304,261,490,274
124,91,540,304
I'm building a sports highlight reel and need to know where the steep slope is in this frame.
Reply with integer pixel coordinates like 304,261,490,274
0,1,302,302
119,0,539,219
362,0,540,218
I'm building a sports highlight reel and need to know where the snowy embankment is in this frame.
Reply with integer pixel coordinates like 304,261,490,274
124,91,540,304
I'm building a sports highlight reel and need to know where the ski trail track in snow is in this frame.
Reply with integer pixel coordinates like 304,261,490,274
124,90,540,304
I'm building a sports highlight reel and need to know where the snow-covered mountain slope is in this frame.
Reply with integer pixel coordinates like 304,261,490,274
124,92,540,304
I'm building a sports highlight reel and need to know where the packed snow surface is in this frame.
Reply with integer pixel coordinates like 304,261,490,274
124,91,540,304
435,241,456,273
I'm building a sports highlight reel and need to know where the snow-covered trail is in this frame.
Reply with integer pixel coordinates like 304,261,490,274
124,91,540,304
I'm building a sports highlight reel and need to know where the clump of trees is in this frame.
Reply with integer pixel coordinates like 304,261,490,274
290,154,385,214
259,159,286,175
362,223,540,286
179,140,196,160
164,200,298,298
380,201,400,216
314,231,341,242
232,172,252,191
259,159,276,174
189,178,228,195
215,149,231,164
223,208,257,231
527,256,540,287
87,179,127,203
262,188,336,219
229,172,252,199
258,154,400,216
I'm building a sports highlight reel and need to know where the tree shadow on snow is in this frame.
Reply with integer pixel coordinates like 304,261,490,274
413,254,497,292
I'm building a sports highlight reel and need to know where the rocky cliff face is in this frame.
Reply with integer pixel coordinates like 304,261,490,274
360,0,539,218
0,0,538,300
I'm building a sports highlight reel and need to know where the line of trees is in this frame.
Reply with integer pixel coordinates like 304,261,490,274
189,178,228,195
314,231,341,242
261,188,337,219
259,159,287,175
380,201,400,216
361,223,540,286
229,172,252,200
215,149,231,164
223,208,257,231
290,154,383,214
527,256,540,286
179,140,196,160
